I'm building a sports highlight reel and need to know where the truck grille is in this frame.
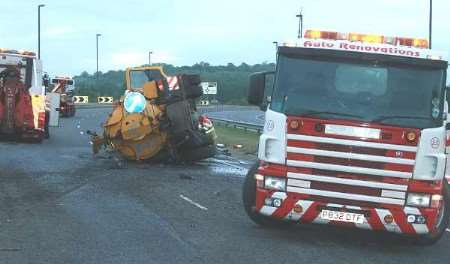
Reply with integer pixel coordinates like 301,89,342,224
286,133,417,207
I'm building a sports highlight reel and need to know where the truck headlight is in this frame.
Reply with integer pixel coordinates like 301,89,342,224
406,193,431,207
264,176,286,191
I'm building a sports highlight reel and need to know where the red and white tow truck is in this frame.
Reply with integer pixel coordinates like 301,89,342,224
244,30,450,244
50,75,76,117
0,49,47,142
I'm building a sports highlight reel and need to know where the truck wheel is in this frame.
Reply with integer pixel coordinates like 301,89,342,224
243,162,289,228
412,180,450,245
45,128,50,139
44,111,50,139
180,144,216,162
32,138,43,143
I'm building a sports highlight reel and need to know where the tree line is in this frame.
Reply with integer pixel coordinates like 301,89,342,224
73,62,276,105
74,63,450,105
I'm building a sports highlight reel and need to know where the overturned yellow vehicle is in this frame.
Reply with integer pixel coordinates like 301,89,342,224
91,66,216,162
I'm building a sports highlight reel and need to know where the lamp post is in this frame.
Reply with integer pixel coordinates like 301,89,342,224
272,41,278,61
272,41,278,51
149,51,153,66
96,33,102,78
429,0,432,48
38,4,45,59
296,8,303,39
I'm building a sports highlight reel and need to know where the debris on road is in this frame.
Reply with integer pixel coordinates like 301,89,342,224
179,173,194,180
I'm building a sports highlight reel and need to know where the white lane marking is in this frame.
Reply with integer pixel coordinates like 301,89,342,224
179,195,208,211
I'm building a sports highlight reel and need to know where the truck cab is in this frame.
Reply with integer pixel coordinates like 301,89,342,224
244,30,449,244
0,49,46,142
50,76,76,117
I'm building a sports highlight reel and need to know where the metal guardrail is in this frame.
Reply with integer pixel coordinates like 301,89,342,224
210,117,263,133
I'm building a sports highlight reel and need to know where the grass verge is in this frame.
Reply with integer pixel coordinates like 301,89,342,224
213,124,260,155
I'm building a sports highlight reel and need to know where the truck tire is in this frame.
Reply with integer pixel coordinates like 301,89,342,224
44,111,50,139
44,129,50,139
180,144,216,162
181,74,203,99
243,162,289,228
412,180,450,245
31,138,43,144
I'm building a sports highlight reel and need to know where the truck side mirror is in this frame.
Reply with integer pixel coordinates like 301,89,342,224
248,73,266,106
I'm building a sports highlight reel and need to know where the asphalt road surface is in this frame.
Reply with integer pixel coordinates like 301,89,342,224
1,108,450,264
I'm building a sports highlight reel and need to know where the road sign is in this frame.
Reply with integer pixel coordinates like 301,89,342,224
73,96,89,104
97,96,114,104
199,100,210,106
201,82,217,95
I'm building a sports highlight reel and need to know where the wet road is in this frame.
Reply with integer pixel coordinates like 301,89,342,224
1,108,450,264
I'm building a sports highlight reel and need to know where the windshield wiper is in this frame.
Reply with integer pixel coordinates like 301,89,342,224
300,110,363,119
371,115,431,123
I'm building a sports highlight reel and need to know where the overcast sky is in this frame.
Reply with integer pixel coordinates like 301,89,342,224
1,0,449,79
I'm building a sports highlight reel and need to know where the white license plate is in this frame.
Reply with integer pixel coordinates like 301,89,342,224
320,210,365,224
325,124,380,139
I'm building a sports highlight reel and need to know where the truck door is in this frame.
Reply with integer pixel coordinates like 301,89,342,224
46,92,60,127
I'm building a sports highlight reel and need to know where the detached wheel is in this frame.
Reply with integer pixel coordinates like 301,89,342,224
413,180,450,245
243,162,288,227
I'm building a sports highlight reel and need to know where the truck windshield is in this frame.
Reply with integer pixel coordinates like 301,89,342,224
0,56,33,90
271,54,446,128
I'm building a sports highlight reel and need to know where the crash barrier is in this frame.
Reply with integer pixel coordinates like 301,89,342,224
199,100,210,106
73,96,89,104
209,117,263,133
97,96,114,104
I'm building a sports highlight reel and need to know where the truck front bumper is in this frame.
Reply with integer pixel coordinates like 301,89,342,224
256,189,440,235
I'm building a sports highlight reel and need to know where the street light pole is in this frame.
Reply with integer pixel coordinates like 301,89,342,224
272,41,278,61
272,41,278,48
429,0,432,48
296,8,303,39
38,4,45,59
149,51,153,66
96,33,101,78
